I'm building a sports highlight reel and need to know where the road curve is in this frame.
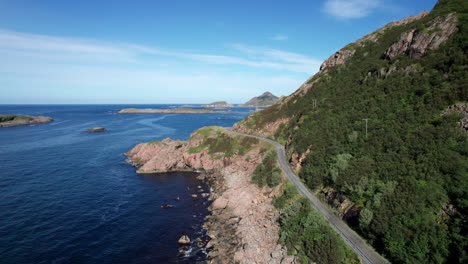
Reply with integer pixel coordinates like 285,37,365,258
226,128,389,264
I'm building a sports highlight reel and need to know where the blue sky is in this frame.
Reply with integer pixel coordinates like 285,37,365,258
0,0,438,104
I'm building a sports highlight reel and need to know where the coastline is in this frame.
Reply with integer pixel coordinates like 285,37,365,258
125,127,294,263
0,115,53,128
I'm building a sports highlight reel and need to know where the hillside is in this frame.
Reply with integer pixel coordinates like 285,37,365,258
234,0,468,263
242,92,279,107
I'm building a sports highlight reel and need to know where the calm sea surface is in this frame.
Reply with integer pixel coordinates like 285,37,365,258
0,105,251,264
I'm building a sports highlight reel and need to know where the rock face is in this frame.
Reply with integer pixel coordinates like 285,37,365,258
384,13,458,59
0,115,54,128
320,11,429,72
233,117,291,139
242,92,279,107
85,127,107,133
126,128,293,263
442,102,468,131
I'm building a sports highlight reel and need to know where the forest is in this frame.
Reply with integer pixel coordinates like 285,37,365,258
240,0,468,262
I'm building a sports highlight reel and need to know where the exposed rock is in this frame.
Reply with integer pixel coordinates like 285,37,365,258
233,117,291,139
442,102,468,132
0,115,54,128
384,13,458,60
191,194,198,198
178,235,191,245
85,127,107,133
160,203,174,209
290,148,311,173
320,49,356,72
320,11,429,72
126,128,293,263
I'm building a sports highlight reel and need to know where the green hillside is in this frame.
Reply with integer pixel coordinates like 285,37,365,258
235,0,467,263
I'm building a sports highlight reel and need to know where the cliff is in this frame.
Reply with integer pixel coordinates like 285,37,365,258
233,0,467,263
126,127,293,263
0,115,53,128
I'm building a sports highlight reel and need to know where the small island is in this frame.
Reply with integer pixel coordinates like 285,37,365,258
118,108,231,114
85,127,107,133
201,101,234,108
0,114,54,128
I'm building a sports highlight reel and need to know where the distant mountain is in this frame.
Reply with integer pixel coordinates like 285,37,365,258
242,92,279,107
202,101,233,108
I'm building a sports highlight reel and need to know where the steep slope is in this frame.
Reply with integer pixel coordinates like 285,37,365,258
242,92,279,107
234,0,468,263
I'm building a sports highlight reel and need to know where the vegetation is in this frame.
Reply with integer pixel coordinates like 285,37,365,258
273,182,360,264
239,1,468,263
188,126,261,158
251,151,282,187
0,115,16,122
0,115,34,123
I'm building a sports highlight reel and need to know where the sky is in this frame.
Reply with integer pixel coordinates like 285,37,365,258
0,0,438,104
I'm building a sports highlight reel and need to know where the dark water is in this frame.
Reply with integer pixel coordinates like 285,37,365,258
0,105,251,264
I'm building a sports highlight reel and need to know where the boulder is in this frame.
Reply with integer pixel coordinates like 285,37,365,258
85,127,107,133
160,203,173,209
178,235,191,245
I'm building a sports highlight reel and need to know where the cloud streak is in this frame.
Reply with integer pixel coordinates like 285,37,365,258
0,29,320,103
0,30,320,74
271,34,288,41
323,0,380,19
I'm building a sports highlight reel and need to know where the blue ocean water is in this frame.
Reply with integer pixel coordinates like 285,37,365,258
0,105,251,264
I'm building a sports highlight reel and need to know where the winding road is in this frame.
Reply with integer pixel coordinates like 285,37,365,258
227,128,389,264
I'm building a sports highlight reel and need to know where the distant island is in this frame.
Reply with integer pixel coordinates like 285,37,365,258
201,101,234,108
241,92,279,107
118,108,231,114
199,92,280,108
0,114,54,128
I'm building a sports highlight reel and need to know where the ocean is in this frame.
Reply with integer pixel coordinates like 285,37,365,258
0,105,251,264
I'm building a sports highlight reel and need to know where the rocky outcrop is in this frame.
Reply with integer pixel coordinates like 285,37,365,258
442,102,468,132
126,128,294,263
0,115,54,128
290,148,311,173
85,127,107,133
233,117,290,139
384,13,457,59
320,11,429,72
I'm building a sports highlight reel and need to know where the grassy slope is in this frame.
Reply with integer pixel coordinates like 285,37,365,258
236,0,468,263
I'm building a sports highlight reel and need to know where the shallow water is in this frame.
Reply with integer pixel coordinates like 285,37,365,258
0,105,251,264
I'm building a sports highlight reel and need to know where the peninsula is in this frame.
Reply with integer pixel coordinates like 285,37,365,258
0,115,54,128
118,108,231,114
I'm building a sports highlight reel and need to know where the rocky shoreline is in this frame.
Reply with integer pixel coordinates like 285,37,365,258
125,127,294,263
0,115,54,128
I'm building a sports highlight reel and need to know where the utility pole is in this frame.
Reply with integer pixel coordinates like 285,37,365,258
362,118,370,139
312,99,317,110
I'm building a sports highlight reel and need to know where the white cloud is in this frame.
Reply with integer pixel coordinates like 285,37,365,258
271,34,288,41
0,29,320,74
0,29,319,103
323,0,380,19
